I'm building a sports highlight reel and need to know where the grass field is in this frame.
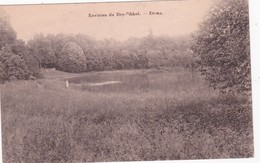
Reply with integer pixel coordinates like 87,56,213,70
0,69,254,162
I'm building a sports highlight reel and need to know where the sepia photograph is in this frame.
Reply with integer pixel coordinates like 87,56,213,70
0,0,254,162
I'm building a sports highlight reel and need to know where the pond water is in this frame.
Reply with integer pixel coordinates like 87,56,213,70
66,70,204,93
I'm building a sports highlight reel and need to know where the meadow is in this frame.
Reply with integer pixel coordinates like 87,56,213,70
0,68,253,162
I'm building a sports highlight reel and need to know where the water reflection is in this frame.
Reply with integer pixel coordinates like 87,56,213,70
65,70,204,93
67,73,150,92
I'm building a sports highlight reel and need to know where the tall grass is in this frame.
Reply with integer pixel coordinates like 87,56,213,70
0,70,253,162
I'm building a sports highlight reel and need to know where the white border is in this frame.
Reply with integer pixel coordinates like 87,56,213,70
0,0,259,163
0,0,148,5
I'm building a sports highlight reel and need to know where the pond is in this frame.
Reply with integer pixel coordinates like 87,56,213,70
66,70,204,93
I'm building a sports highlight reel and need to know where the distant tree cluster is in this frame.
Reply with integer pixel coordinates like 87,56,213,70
27,33,194,73
0,12,42,83
192,0,250,93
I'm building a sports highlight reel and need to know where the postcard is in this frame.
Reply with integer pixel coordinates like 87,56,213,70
0,0,254,162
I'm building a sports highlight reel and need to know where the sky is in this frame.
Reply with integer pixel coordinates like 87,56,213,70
1,0,216,42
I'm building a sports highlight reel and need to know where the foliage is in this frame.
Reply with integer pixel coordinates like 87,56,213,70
192,0,250,93
57,42,86,73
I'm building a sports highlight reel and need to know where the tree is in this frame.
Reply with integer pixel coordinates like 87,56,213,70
192,0,250,93
73,34,100,71
27,34,57,68
11,40,42,78
0,11,41,82
0,10,16,49
57,42,86,73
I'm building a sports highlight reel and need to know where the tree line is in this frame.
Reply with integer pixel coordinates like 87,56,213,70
27,33,194,73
